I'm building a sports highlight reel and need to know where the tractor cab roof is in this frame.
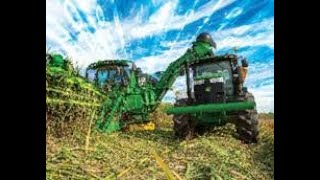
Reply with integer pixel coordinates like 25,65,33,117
190,54,238,67
87,60,134,70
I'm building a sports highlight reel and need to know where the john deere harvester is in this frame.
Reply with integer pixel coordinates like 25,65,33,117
79,32,259,143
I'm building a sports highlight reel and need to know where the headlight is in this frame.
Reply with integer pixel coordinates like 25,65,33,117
209,77,224,83
194,80,205,85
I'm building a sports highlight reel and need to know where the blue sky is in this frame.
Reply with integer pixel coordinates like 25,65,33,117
46,0,274,112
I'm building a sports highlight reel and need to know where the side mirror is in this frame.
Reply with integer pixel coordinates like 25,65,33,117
241,58,249,67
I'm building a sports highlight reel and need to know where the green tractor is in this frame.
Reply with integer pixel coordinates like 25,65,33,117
85,32,259,143
168,54,258,143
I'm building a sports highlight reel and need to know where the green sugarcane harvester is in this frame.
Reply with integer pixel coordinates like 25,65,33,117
51,32,259,143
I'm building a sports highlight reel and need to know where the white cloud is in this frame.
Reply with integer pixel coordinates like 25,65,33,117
122,0,236,40
47,0,236,67
47,0,272,67
135,44,189,73
225,7,243,19
245,62,274,112
72,0,97,15
46,0,125,67
163,76,187,102
213,18,274,49
245,62,274,87
250,84,274,112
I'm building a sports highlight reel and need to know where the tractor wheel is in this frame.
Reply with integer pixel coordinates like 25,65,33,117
173,99,195,140
235,93,259,143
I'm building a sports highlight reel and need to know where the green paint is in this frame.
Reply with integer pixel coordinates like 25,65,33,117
166,102,255,114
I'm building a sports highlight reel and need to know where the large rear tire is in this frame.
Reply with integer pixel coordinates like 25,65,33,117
235,92,259,143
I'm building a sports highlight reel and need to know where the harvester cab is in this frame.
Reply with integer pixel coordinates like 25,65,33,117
85,59,160,133
85,60,134,92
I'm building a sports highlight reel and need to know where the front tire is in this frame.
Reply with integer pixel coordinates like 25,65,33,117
235,93,259,143
173,99,195,140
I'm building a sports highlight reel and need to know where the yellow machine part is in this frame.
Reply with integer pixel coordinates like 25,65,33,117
126,121,156,131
